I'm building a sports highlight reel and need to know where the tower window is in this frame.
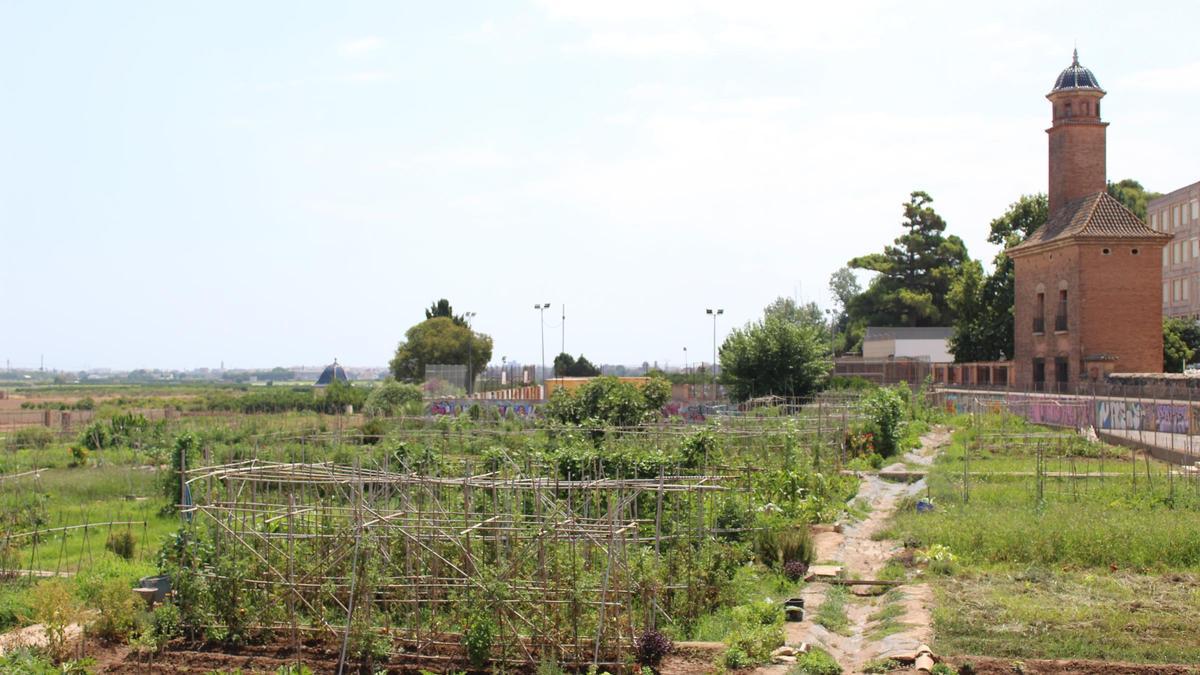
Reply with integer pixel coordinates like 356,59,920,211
1065,102,1072,118
1131,248,1139,255
1102,248,1111,255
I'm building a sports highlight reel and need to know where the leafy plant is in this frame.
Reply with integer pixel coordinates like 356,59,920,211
27,579,84,661
863,386,907,457
789,647,842,675
89,576,140,641
635,628,673,667
721,646,752,669
463,613,495,668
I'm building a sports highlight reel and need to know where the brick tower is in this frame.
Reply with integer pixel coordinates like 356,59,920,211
1008,51,1170,391
1047,50,1107,213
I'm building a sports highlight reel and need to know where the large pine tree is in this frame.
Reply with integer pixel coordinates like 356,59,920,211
847,191,969,327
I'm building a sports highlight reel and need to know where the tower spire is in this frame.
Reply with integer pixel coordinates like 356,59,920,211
1072,47,1078,66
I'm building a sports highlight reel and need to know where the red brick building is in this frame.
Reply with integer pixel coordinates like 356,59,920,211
1009,51,1170,390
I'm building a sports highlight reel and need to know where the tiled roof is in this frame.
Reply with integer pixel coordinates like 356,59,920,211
1009,192,1170,253
1052,49,1103,93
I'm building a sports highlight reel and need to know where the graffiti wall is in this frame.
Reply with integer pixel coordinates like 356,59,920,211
663,401,718,423
939,390,1200,434
1097,400,1192,433
427,400,540,418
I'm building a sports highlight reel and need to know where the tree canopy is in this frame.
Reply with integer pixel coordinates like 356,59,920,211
718,313,831,402
389,316,493,382
425,299,467,326
948,194,1047,362
544,375,671,427
553,353,601,377
1164,318,1200,373
1107,179,1160,221
847,191,969,327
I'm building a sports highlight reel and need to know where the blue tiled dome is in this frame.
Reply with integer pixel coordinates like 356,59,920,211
1052,49,1103,92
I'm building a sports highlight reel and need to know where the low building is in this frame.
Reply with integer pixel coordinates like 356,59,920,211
862,327,953,363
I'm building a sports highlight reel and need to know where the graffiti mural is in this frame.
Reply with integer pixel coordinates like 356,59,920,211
427,400,540,418
664,401,716,423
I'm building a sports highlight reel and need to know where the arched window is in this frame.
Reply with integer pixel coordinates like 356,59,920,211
1065,102,1072,118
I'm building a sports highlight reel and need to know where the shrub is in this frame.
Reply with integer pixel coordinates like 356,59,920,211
724,600,784,665
80,421,112,451
27,579,84,661
790,647,842,675
783,560,809,581
779,528,814,566
863,386,907,457
463,614,495,668
89,576,140,641
635,628,673,666
105,530,136,560
363,380,423,417
722,646,752,669
68,445,90,468
149,601,181,643
6,426,55,450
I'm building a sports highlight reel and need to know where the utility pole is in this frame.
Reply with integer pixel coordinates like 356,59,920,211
706,309,723,398
561,304,566,386
464,311,477,395
534,303,550,391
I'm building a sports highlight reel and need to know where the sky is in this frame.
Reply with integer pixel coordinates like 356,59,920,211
3,1,1199,372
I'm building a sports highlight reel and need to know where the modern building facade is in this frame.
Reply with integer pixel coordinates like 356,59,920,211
1009,51,1170,390
1151,180,1200,318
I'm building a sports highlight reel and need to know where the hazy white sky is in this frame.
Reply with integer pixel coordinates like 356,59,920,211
3,1,1198,371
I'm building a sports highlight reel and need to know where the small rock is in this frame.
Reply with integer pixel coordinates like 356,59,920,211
771,646,796,657
773,655,797,665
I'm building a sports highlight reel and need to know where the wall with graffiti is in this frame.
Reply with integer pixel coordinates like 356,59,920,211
1097,400,1193,433
939,390,1200,434
427,400,540,418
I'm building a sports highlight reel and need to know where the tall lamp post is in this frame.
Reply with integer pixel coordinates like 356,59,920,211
706,308,723,398
683,346,689,398
464,311,477,395
534,303,551,390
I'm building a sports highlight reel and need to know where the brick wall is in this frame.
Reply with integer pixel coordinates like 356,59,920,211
1047,120,1107,212
1013,240,1165,388
1013,245,1081,388
1076,241,1165,374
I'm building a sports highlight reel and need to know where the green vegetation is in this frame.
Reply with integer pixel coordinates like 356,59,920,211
552,352,601,377
719,311,832,401
1163,316,1200,372
813,584,850,635
882,412,1200,664
848,191,969,328
789,647,842,675
543,375,671,427
389,299,493,381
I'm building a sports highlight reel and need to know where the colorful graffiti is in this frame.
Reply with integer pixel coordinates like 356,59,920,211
663,402,717,423
1097,400,1190,433
941,391,1200,434
427,400,540,418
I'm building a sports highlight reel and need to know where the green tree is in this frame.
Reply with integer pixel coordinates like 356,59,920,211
948,194,1048,362
1107,179,1160,221
1164,317,1199,373
828,268,862,355
389,316,494,382
553,352,601,377
718,316,831,401
847,191,969,327
544,375,670,427
363,379,424,416
424,298,467,326
762,297,826,329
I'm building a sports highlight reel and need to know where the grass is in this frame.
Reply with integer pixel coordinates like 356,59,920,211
932,570,1200,664
813,584,851,636
884,412,1200,664
866,589,909,640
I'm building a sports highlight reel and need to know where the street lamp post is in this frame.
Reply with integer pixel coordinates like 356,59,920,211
534,303,551,390
706,309,723,398
683,346,689,398
464,311,477,395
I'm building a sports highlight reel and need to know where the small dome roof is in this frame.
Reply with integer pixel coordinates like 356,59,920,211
1052,49,1103,92
316,359,348,386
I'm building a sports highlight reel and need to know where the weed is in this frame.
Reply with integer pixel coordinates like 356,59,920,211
813,585,851,636
27,578,84,661
788,647,842,675
105,530,136,560
89,576,140,641
863,658,901,673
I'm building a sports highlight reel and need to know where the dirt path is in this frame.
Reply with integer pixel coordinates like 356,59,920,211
762,426,951,674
